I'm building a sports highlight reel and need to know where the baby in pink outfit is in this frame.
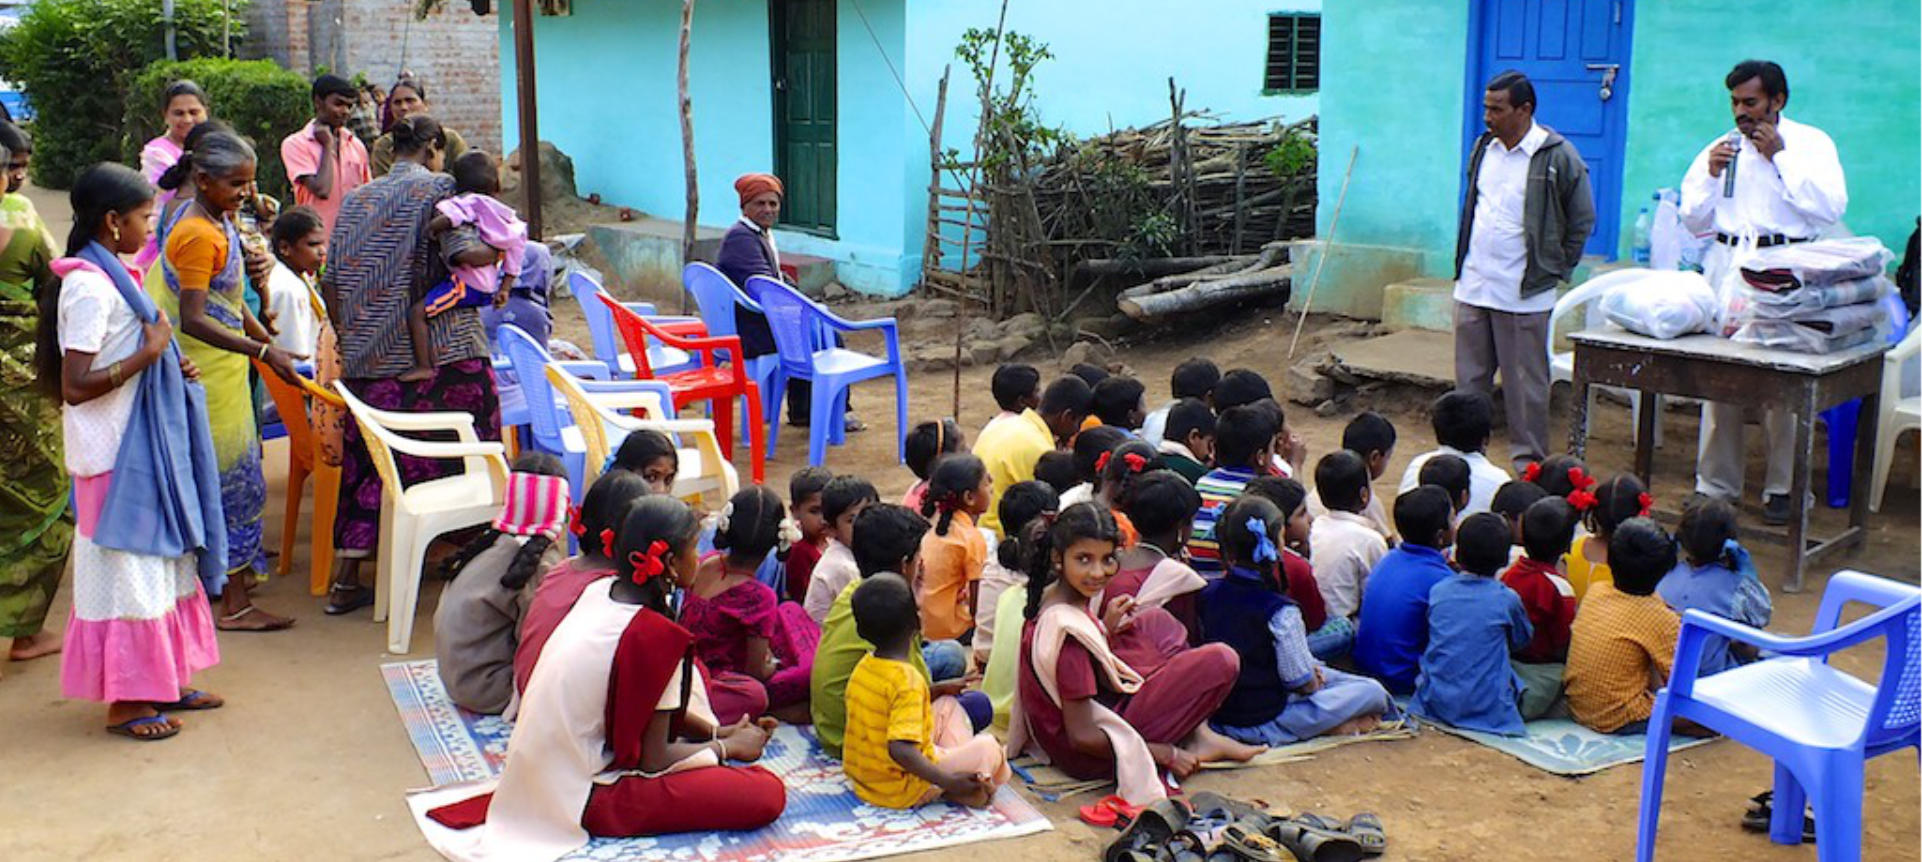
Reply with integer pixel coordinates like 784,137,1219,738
403,150,528,381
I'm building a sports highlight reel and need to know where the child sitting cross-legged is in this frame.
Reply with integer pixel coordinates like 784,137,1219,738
977,482,1059,724
802,475,881,626
1502,497,1579,718
1154,399,1215,484
1418,453,1472,521
1309,411,1399,541
401,150,525,382
1565,474,1649,603
918,454,994,642
1657,497,1771,677
689,486,822,723
1188,404,1282,575
1202,497,1398,746
1307,450,1391,622
1565,518,1713,736
1059,426,1128,508
785,467,834,603
1142,357,1220,448
1245,476,1350,661
433,453,568,715
811,505,983,759
1033,450,1079,498
1092,439,1162,547
1396,389,1511,516
844,574,1012,809
1352,486,1457,695
903,419,965,513
1411,513,1535,735
1490,480,1551,562
1009,503,1261,799
1111,469,1205,643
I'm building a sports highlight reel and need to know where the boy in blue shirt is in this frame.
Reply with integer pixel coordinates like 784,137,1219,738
1411,513,1535,735
1352,486,1457,693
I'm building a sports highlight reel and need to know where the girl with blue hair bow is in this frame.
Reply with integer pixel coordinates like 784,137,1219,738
1197,496,1399,745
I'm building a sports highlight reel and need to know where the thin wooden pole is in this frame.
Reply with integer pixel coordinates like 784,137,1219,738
512,0,544,240
1288,144,1357,358
678,0,699,313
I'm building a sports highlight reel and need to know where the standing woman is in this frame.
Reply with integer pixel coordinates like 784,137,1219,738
0,122,68,676
322,115,502,615
40,163,225,739
152,128,299,631
135,80,211,270
371,77,467,178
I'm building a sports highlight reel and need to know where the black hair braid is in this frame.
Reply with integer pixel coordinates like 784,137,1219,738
444,528,505,580
1020,519,1057,622
499,535,556,591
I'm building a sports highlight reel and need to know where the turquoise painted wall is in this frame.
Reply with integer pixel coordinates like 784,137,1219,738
1619,0,1921,258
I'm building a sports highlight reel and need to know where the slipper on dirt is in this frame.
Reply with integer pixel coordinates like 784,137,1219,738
1219,819,1291,862
324,586,376,616
1189,791,1268,823
1080,794,1143,828
106,715,179,742
1267,818,1366,862
1342,813,1386,856
151,689,223,711
1741,803,1814,843
217,605,294,631
1161,830,1210,862
1102,798,1191,862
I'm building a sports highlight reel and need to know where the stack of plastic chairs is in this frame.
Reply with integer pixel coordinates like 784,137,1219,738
681,262,784,457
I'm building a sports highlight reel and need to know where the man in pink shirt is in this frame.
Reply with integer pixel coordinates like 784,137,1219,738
280,74,371,230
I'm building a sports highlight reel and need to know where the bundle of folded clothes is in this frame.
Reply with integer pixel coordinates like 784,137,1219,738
1734,237,1896,353
1100,792,1385,862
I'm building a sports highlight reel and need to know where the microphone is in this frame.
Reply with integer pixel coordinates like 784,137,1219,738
1722,131,1742,198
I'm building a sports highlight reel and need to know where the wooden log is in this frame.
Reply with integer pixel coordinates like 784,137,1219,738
1118,265,1292,321
1069,255,1244,281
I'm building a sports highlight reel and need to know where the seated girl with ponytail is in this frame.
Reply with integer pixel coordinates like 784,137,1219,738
1007,503,1261,805
422,497,786,856
917,454,993,643
1110,467,1204,641
688,486,822,723
1200,497,1397,746
432,453,569,714
512,469,648,703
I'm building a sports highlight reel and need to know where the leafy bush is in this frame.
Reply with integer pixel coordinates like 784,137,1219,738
1262,128,1317,179
124,58,309,200
0,0,240,189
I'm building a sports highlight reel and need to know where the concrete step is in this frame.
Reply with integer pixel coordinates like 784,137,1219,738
779,252,836,296
1380,277,1456,332
1329,328,1455,388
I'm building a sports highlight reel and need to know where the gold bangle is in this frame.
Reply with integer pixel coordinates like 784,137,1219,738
108,361,123,387
256,342,270,360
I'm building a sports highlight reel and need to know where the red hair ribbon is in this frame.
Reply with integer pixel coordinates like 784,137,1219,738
568,504,586,538
1095,451,1113,474
1567,489,1599,512
627,540,670,585
1637,492,1654,517
935,495,962,513
1567,466,1596,491
600,528,617,558
1522,462,1542,482
1122,452,1148,473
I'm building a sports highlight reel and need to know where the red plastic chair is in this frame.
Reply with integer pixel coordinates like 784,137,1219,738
600,293,766,484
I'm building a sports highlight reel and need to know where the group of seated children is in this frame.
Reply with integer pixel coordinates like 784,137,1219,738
423,360,1777,853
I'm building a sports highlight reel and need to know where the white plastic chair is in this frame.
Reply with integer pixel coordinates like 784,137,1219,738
1549,277,1662,447
334,383,509,654
546,364,740,509
1869,324,1922,512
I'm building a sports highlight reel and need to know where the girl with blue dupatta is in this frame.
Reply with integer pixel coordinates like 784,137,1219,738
149,124,302,632
40,163,228,740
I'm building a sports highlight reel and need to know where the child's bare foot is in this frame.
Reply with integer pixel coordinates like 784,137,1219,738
1185,723,1266,764
106,701,183,740
8,629,62,661
1331,714,1382,736
398,365,436,383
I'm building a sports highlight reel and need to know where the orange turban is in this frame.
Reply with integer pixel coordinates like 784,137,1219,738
735,173,783,206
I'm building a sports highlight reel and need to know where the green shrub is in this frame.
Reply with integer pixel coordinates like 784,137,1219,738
0,0,240,189
125,58,310,201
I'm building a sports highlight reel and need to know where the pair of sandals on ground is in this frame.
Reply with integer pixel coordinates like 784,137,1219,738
1104,791,1385,862
105,688,224,741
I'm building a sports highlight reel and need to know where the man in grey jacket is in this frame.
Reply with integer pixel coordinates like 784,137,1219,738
1453,70,1595,471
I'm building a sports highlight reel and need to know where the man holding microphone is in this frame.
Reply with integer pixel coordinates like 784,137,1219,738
1680,60,1848,523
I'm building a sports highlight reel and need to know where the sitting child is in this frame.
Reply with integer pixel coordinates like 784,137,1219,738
1396,389,1511,516
1203,497,1396,745
1093,439,1162,547
1154,398,1215,484
844,575,1011,809
1188,404,1282,574
918,454,994,642
609,429,679,495
1113,470,1205,641
812,504,981,758
1091,375,1149,432
1566,474,1649,603
1352,486,1457,694
1307,450,1391,620
803,475,880,625
1142,357,1220,448
1308,411,1398,540
1419,453,1472,520
1033,450,1080,498
978,482,1060,725
983,363,1041,433
689,486,821,723
1245,476,1349,661
1524,454,1596,501
1009,504,1259,800
1566,518,1709,736
903,419,965,513
785,467,834,603
1501,497,1580,718
1658,498,1771,676
402,150,525,382
1491,480,1551,557
1059,426,1128,507
1411,513,1535,735
433,453,568,714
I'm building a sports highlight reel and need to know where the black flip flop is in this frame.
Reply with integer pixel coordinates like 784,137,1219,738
1741,796,1813,843
1103,798,1191,862
1267,817,1366,862
324,585,376,616
1219,819,1291,862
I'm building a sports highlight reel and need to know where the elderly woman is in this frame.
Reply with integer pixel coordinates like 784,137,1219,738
371,77,468,178
714,173,859,431
321,115,502,615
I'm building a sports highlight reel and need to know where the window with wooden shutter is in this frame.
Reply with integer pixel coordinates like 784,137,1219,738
1263,13,1321,94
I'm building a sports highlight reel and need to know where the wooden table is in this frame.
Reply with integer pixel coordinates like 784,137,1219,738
1567,329,1887,592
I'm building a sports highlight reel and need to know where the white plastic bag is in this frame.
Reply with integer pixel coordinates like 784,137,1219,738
1649,190,1684,271
1712,233,1761,336
1592,268,1720,339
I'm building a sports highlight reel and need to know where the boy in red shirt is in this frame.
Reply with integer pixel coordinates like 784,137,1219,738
1500,497,1579,718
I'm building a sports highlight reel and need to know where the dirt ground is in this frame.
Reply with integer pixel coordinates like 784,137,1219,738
3,196,1917,859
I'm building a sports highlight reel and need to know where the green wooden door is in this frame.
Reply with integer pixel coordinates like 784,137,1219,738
771,0,836,235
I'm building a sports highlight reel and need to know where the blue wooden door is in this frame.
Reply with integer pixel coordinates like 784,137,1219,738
1466,0,1634,258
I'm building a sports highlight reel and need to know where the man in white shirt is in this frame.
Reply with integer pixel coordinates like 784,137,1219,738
1679,60,1848,524
1397,389,1512,517
1453,71,1596,473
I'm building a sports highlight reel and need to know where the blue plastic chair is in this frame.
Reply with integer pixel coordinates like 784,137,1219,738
1635,570,1921,862
1818,294,1913,507
682,263,784,455
568,272,701,378
748,275,908,467
496,325,611,508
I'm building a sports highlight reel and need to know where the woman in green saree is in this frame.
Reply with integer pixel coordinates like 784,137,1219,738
0,124,70,675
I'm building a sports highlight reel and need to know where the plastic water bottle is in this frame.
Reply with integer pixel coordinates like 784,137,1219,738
1632,207,1652,266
